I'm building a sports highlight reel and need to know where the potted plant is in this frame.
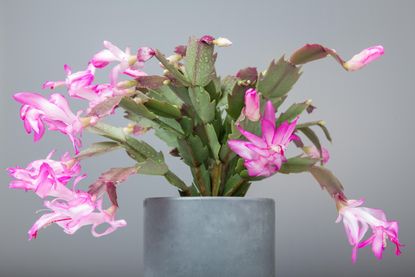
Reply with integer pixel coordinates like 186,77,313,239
7,35,402,277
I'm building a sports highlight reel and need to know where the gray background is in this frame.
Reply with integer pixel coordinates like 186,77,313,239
1,0,414,276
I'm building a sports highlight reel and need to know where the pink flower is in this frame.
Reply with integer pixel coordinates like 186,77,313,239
228,101,298,176
303,146,330,164
91,41,150,84
13,92,84,153
336,198,403,263
42,64,95,95
137,47,155,62
28,193,126,240
243,88,260,121
41,64,121,118
7,151,81,198
343,46,384,71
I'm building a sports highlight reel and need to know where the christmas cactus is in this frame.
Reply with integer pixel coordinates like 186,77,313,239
7,35,402,262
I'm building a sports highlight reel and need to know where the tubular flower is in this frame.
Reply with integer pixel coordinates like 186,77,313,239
91,41,152,84
303,146,330,164
343,46,384,71
7,151,81,198
336,197,403,263
42,63,95,95
13,92,84,153
243,88,260,121
28,193,126,240
228,101,298,177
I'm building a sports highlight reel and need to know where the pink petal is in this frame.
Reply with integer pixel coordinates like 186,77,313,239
227,140,258,160
261,119,275,146
91,49,116,68
344,45,384,71
237,125,267,148
263,101,276,127
137,47,155,62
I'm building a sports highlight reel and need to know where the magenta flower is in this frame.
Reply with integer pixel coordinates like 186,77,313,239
29,193,126,240
13,92,84,153
343,46,384,71
7,151,81,198
42,63,95,95
91,41,150,84
336,198,403,263
228,101,298,176
303,146,330,164
243,88,260,121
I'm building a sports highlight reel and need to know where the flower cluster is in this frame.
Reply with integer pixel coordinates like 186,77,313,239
8,152,127,239
336,197,403,262
229,95,299,177
7,35,402,263
9,40,154,238
14,41,155,154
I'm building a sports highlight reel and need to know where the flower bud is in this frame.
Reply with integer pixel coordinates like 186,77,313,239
243,88,260,121
213,37,232,47
343,45,384,71
166,53,183,64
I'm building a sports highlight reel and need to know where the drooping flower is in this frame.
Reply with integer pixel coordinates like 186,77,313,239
228,101,298,176
242,88,261,121
28,193,126,240
336,197,403,263
91,41,151,84
24,165,135,239
343,46,384,71
290,44,384,72
303,146,330,164
13,92,85,153
7,151,81,198
42,63,95,96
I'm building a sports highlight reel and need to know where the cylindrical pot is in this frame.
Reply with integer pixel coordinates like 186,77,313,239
143,197,275,277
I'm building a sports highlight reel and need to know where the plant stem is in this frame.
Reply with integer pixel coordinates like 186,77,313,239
224,179,249,196
211,162,222,196
164,170,191,196
87,122,191,195
153,118,185,138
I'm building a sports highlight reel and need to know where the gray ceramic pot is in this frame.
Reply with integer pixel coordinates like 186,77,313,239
143,197,275,277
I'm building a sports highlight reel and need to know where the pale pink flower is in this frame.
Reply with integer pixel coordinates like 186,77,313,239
41,64,117,117
303,146,330,164
13,92,84,153
42,64,95,95
343,46,384,71
228,101,298,176
137,47,155,62
28,194,126,240
91,41,150,84
243,88,260,121
336,198,402,263
7,151,81,198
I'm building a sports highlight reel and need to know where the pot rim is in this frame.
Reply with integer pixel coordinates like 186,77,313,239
144,196,275,202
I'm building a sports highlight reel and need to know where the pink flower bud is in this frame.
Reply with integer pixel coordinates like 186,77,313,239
303,146,330,164
243,88,260,121
343,45,384,71
199,35,215,44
